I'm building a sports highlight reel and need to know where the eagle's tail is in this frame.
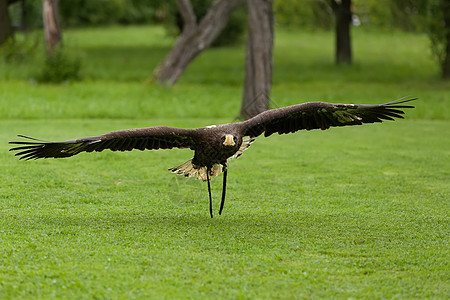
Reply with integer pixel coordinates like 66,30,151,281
169,160,222,181
169,137,255,181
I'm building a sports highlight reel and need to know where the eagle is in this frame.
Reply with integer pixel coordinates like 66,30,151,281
9,98,416,217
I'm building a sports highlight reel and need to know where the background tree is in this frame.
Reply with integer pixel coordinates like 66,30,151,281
442,0,450,78
425,0,450,79
172,0,246,47
43,0,61,54
152,0,245,85
153,0,274,119
0,0,14,46
38,0,81,83
240,0,273,119
329,0,352,64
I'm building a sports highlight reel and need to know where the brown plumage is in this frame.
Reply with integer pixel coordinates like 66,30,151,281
9,98,416,217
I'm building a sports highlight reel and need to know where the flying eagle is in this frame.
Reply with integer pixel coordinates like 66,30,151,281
9,98,416,217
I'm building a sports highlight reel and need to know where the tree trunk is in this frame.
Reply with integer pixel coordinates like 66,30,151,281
19,0,26,31
0,0,13,46
331,0,352,64
153,0,245,85
43,0,62,54
240,0,273,119
442,0,450,78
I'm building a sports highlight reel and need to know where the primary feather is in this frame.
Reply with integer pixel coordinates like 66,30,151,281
9,98,416,162
239,98,416,137
10,127,197,160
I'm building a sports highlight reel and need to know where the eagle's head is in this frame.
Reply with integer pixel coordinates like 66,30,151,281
223,134,236,147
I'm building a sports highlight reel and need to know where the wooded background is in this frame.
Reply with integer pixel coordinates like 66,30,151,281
1,0,449,118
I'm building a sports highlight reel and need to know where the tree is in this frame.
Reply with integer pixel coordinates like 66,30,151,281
240,0,273,119
425,0,450,78
153,0,245,85
154,0,274,119
430,0,450,79
329,0,352,64
38,0,80,83
0,0,14,46
442,0,450,78
43,0,62,54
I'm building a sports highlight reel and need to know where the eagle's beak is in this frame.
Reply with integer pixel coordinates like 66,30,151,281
223,135,235,146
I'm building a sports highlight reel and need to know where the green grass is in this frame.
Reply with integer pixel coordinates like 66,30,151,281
0,25,449,298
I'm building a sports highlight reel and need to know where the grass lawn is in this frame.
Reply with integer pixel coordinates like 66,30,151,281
0,25,449,298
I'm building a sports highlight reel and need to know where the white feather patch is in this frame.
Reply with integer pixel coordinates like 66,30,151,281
169,160,222,181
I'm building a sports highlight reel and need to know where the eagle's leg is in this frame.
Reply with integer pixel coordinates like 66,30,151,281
219,163,227,215
206,167,213,218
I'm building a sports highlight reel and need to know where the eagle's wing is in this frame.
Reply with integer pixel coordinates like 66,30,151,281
9,126,198,160
239,98,416,138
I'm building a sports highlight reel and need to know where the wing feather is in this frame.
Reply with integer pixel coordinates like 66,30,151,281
9,126,197,160
239,98,416,138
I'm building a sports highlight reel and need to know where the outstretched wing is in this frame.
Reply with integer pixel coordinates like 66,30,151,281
239,98,416,138
9,126,198,160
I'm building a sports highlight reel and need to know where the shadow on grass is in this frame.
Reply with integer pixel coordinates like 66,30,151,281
30,210,309,231
7,207,329,243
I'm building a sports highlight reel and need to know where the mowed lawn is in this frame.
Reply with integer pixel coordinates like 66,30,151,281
0,26,448,298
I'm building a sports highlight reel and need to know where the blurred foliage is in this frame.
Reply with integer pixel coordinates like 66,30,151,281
9,1,42,29
6,0,434,32
8,0,170,29
35,47,81,83
274,0,333,29
59,0,170,26
3,0,449,79
0,36,35,63
273,0,428,31
9,0,245,47
353,0,427,31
